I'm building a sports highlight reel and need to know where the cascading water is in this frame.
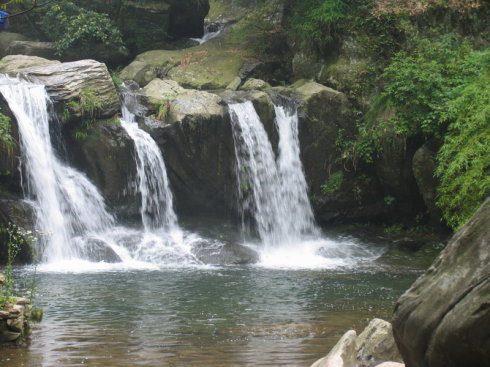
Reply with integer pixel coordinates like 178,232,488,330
229,101,381,268
0,76,114,262
119,86,177,231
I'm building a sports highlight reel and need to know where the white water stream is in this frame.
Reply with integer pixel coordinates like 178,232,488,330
229,101,380,268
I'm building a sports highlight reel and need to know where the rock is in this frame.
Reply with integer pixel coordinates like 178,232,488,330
293,51,324,80
375,363,405,367
80,238,122,263
226,76,241,90
119,60,159,87
392,198,490,367
144,78,185,106
412,143,441,224
0,329,21,343
15,59,120,118
310,330,357,367
75,122,138,218
0,273,4,284
0,32,28,58
192,242,259,265
240,78,272,91
7,41,56,59
356,318,402,367
6,315,24,332
168,90,224,124
121,45,246,89
0,55,60,73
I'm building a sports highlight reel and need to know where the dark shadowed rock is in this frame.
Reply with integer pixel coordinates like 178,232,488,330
0,32,28,58
75,122,139,218
412,143,442,224
7,41,56,60
392,198,490,367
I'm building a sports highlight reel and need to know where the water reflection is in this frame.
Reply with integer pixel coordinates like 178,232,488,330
1,268,416,367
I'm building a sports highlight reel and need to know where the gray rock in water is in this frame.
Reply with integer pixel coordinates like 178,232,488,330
356,318,402,367
81,238,121,263
192,241,259,265
310,329,357,367
392,198,490,367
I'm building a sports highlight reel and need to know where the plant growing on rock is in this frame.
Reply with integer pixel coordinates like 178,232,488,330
0,112,14,156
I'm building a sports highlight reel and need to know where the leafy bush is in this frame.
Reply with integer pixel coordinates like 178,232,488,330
0,112,14,155
436,71,490,229
41,1,125,57
380,35,486,137
288,0,348,50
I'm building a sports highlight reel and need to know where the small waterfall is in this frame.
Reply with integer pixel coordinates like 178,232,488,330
229,101,318,247
119,86,177,231
191,22,225,44
0,76,114,262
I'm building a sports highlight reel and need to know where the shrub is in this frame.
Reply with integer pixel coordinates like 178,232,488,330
41,1,125,57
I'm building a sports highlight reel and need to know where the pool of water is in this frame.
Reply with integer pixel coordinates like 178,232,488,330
1,258,418,367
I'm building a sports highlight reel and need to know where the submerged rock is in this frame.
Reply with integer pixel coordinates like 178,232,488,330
192,242,259,265
392,198,490,367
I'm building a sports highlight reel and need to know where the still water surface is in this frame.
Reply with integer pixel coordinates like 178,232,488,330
2,263,417,367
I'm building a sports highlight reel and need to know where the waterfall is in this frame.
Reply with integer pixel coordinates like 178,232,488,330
0,76,114,262
119,86,177,231
229,101,318,247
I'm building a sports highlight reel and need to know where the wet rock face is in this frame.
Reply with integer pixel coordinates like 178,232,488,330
74,122,139,220
392,198,490,367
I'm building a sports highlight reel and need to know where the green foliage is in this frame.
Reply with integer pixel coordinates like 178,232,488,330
436,70,490,229
0,223,21,304
41,1,125,56
379,35,489,137
288,0,348,50
0,112,14,155
321,171,343,194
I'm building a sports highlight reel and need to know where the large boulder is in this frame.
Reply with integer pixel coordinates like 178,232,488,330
0,55,60,73
392,198,490,367
13,59,120,118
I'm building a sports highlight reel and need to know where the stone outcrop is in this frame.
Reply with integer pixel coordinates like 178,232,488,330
240,78,272,91
392,198,490,367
